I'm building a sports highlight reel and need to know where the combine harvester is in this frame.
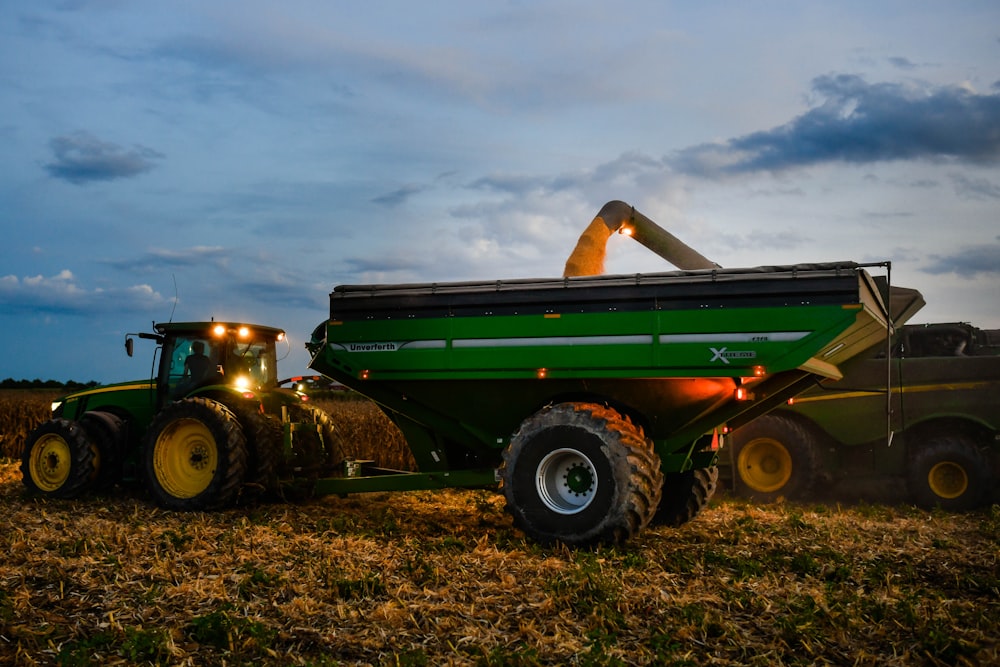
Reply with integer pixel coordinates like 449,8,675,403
306,200,923,545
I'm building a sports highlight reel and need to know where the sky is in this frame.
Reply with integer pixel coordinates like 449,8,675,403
1,1,999,384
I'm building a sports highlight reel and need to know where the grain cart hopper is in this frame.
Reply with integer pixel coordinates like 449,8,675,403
307,200,920,546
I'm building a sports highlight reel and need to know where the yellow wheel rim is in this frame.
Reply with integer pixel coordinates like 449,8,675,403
29,433,72,492
927,461,968,500
153,418,218,499
737,437,793,493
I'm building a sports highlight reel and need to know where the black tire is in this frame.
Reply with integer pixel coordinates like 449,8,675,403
906,434,990,511
500,402,663,547
142,398,248,511
730,413,820,502
284,403,343,478
655,466,719,527
21,419,97,498
227,405,282,500
79,411,125,491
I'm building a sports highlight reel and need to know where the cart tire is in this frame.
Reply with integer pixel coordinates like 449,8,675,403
655,466,718,526
21,419,98,498
142,398,248,511
731,414,820,502
501,402,663,546
79,410,125,491
906,434,990,511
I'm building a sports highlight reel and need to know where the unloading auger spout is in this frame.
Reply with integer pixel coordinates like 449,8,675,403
563,199,720,277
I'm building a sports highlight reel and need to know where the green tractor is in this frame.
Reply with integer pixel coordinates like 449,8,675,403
21,321,339,510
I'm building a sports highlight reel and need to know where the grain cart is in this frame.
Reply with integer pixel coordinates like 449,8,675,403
305,200,921,545
22,321,337,509
725,321,1000,510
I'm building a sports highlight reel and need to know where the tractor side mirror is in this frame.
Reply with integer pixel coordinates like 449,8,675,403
125,336,134,357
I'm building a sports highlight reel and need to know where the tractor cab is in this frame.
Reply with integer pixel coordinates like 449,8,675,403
155,322,284,401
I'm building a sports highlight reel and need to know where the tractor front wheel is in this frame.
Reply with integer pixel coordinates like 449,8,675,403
22,419,97,498
142,398,248,511
501,402,663,546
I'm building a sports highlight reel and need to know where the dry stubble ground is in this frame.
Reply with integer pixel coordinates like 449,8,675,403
1,392,999,665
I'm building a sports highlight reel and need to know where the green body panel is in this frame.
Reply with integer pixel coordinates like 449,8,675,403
310,263,899,477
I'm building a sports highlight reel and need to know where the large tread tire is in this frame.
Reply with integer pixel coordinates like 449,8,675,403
906,434,990,511
730,413,821,502
500,402,663,547
21,419,98,499
79,410,125,491
142,397,248,511
226,404,282,500
284,404,343,478
655,466,719,527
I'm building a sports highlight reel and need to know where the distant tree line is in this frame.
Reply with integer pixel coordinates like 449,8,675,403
0,378,100,390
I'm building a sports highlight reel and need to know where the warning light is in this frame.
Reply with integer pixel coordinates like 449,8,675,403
618,225,634,237
213,324,226,337
752,365,766,377
787,397,795,405
735,386,748,401
238,326,251,339
360,370,370,380
537,368,548,379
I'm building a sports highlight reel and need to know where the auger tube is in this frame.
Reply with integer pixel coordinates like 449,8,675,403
563,200,720,277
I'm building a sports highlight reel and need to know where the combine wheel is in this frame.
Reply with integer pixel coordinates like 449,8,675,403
79,410,126,491
501,402,663,546
731,414,820,502
21,419,97,498
906,434,990,511
142,397,248,511
655,466,719,526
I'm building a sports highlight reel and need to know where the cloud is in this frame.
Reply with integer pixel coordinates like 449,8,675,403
44,131,163,184
950,173,1000,200
105,246,230,274
670,75,1000,177
922,240,1000,277
0,270,169,315
371,184,428,207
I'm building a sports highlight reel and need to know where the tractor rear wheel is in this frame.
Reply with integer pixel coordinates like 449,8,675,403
501,402,663,546
731,414,820,502
22,419,97,498
655,466,718,527
142,398,248,511
79,410,125,491
906,434,990,511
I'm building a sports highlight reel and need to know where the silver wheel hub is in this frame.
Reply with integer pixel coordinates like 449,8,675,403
536,448,598,514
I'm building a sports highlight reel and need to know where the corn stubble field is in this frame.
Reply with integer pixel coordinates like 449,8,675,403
1,390,999,666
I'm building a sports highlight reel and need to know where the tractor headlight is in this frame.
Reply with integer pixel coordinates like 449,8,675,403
234,376,251,391
51,400,63,415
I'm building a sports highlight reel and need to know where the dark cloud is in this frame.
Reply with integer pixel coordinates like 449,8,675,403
45,131,163,184
104,246,230,274
950,173,1000,200
371,184,428,207
670,75,1000,177
922,240,1000,277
